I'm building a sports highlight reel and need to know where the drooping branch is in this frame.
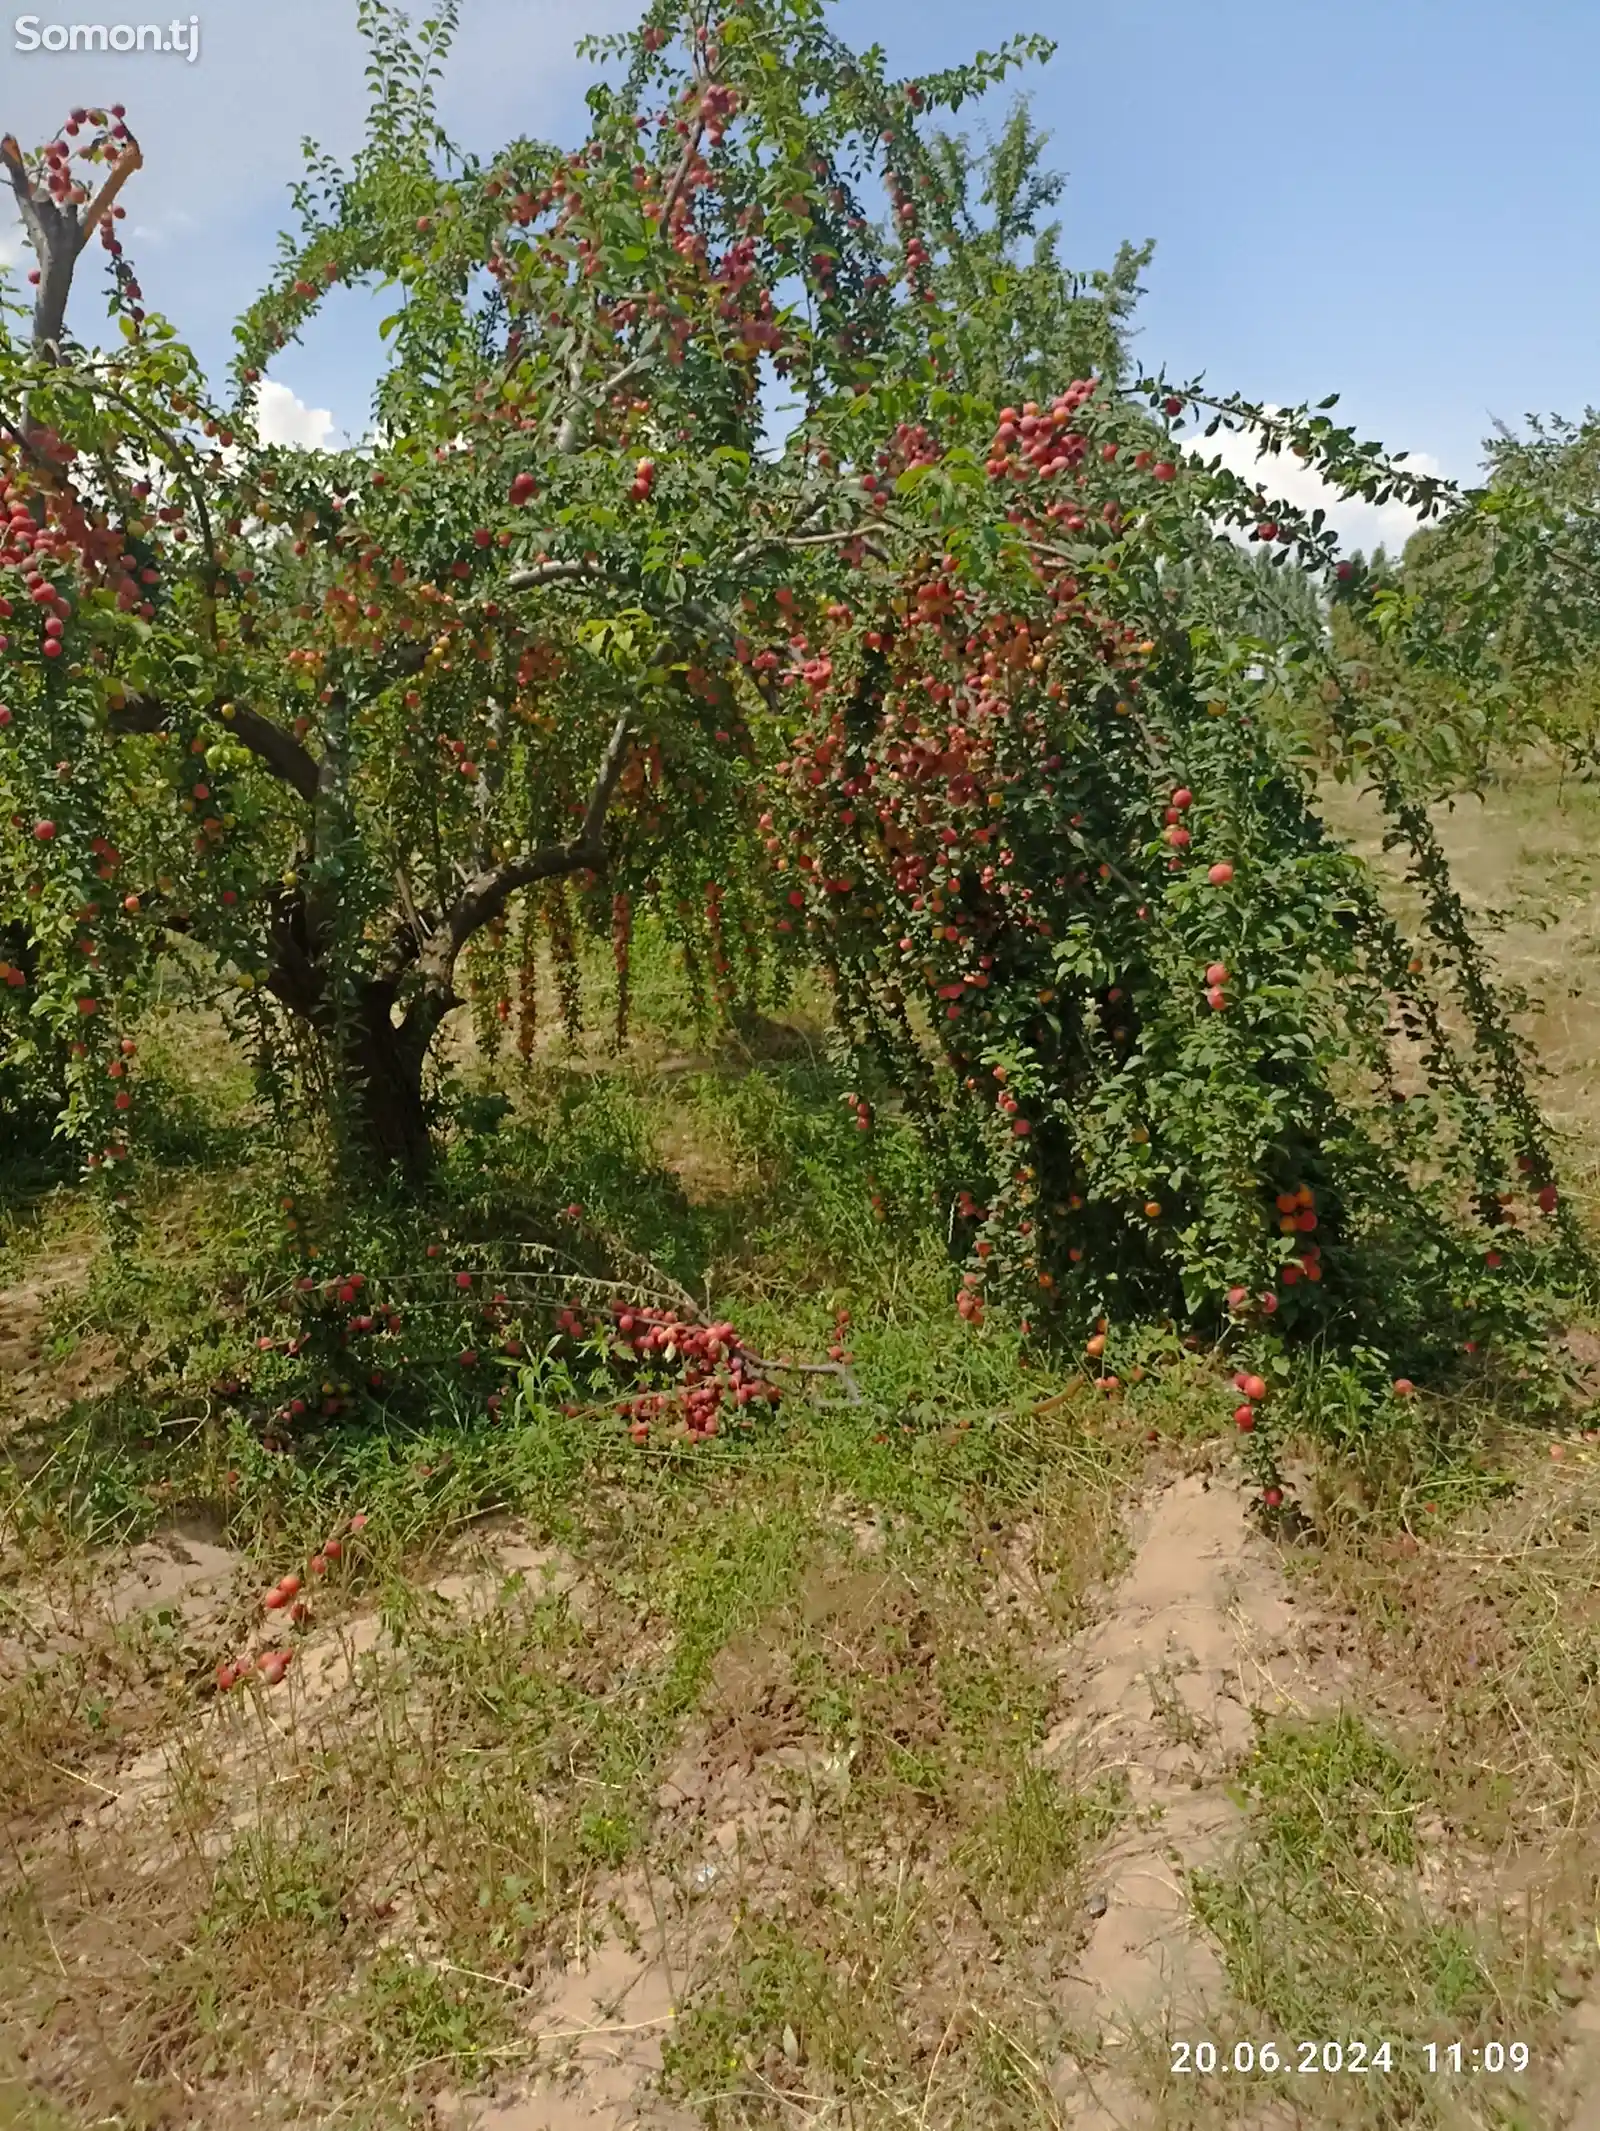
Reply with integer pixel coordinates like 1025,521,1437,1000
49,364,221,592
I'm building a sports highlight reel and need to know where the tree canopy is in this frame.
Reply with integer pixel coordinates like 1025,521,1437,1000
0,0,1585,1467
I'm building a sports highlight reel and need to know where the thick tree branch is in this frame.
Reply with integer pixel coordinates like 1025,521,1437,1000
503,557,610,594
111,690,320,805
727,519,882,572
2,131,142,358
552,320,596,454
230,703,321,802
2,134,69,355
76,145,143,252
416,708,633,990
388,866,428,970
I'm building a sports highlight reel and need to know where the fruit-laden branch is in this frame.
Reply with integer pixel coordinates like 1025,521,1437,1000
412,706,634,991
1,129,143,355
111,690,320,804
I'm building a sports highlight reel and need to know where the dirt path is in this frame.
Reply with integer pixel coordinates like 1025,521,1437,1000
1042,1461,1346,2126
448,1872,703,2131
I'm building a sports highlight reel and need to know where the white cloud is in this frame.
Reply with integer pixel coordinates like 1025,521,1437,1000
127,209,198,252
1183,409,1448,558
256,380,335,451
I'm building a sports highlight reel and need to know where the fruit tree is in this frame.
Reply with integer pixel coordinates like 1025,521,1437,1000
0,0,1581,1415
0,0,1142,1177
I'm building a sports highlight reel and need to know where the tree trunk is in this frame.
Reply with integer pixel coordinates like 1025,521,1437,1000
337,985,434,1182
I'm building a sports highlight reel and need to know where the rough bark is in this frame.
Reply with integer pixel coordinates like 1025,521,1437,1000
337,983,435,1182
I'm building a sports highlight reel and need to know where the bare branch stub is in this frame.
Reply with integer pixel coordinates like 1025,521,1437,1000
1,125,143,358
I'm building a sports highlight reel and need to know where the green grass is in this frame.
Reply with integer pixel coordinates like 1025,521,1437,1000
4,828,1600,2129
1178,1712,1559,2125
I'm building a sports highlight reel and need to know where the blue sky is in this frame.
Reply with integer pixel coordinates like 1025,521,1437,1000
4,0,1595,551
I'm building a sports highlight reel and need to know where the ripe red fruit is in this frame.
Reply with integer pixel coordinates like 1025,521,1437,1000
1207,862,1235,885
263,1588,288,1610
1205,963,1229,986
1237,1373,1267,1402
1171,788,1193,810
509,472,536,506
1205,986,1227,1012
322,1537,342,1560
1537,1185,1558,1213
1262,1486,1284,1509
33,820,55,840
1234,1405,1256,1430
1226,1285,1248,1310
1392,1378,1417,1398
277,1573,302,1597
1152,461,1176,482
